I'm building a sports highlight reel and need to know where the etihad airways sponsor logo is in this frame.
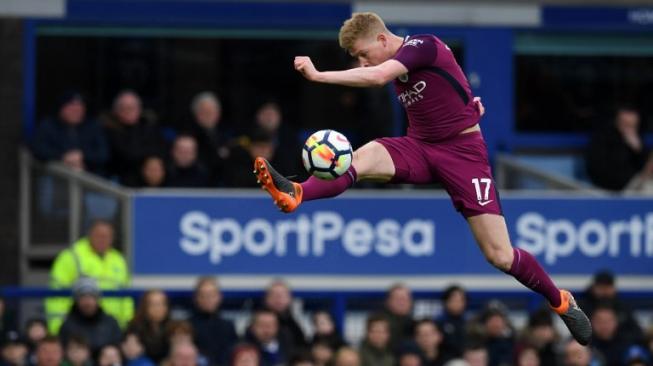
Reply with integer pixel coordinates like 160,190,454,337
397,81,426,107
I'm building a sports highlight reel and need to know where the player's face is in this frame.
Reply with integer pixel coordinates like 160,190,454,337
351,35,389,67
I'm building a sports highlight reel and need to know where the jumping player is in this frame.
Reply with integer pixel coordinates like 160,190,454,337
253,12,592,345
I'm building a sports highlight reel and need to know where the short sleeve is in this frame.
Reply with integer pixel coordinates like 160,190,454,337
392,36,438,72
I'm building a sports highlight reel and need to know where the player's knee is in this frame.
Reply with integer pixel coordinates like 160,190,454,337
484,247,513,272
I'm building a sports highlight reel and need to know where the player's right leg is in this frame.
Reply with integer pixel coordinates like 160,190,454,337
253,140,395,212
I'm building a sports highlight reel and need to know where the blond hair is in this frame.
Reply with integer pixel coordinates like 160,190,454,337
338,12,388,52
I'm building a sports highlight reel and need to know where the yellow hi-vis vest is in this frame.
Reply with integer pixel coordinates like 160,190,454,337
45,238,134,334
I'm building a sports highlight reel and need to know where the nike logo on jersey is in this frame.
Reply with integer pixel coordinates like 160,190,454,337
478,200,494,206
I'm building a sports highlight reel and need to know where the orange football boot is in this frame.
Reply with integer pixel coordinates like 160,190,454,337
253,157,303,213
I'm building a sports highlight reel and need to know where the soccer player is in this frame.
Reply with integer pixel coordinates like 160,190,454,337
253,12,592,345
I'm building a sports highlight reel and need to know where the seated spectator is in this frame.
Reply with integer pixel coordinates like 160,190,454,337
103,90,165,184
358,314,393,366
591,303,630,366
165,321,208,366
462,343,488,366
397,350,422,366
562,339,594,366
188,92,231,185
59,278,122,354
22,318,46,361
169,341,199,366
436,285,468,360
46,220,133,334
32,91,109,174
229,344,260,366
222,128,277,188
476,302,514,366
166,135,210,188
121,331,155,366
518,310,558,366
188,277,237,366
311,310,345,350
581,270,643,344
514,345,539,366
61,335,92,366
586,105,653,191
381,283,415,350
97,344,122,366
253,101,300,175
263,280,306,350
289,353,315,366
310,340,334,366
333,347,360,366
244,309,293,366
413,319,449,366
127,290,171,363
127,156,166,188
1,330,28,366
35,336,63,366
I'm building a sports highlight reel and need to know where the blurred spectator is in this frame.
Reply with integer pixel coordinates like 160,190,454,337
436,285,468,360
289,353,315,366
127,290,171,363
46,220,133,333
32,91,109,173
229,344,260,366
253,101,299,175
188,277,237,366
121,331,155,366
591,304,630,366
166,135,210,188
311,310,345,350
310,340,334,366
514,345,540,366
97,344,122,366
581,270,643,344
398,350,423,366
23,318,47,360
222,128,277,188
169,342,199,366
165,321,209,366
562,339,594,366
127,156,166,188
518,310,558,366
413,319,449,366
103,90,165,184
188,92,231,185
381,284,415,351
623,345,650,366
35,336,63,366
476,302,514,366
333,347,360,366
462,344,488,366
59,278,122,353
586,106,653,191
62,335,91,366
1,330,28,366
244,309,293,366
263,280,306,350
359,313,394,366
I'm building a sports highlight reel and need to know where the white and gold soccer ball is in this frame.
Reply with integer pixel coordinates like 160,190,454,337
302,129,353,180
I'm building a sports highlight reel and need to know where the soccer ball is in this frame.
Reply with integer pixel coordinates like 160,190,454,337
302,129,353,180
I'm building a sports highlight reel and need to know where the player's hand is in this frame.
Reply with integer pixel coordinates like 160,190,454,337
473,96,485,116
294,56,319,81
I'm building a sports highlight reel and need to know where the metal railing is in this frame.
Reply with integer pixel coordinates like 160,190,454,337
18,148,133,284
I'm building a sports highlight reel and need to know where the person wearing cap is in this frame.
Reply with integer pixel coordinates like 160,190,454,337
0,330,28,366
58,278,122,354
31,91,109,174
45,220,133,334
581,270,643,345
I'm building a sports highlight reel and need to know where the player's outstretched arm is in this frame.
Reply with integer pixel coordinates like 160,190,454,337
294,56,407,88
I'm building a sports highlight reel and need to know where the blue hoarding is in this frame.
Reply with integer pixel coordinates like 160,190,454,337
132,193,653,276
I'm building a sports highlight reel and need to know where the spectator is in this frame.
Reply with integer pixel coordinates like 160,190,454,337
1,330,28,366
253,101,299,175
623,346,650,366
586,106,653,191
436,285,468,360
562,340,593,366
514,345,539,366
59,278,122,354
413,319,449,366
127,290,171,363
23,319,47,360
358,314,394,366
169,342,199,366
32,91,109,173
35,336,63,366
289,353,315,366
244,309,293,366
165,321,209,366
333,347,360,366
166,135,210,188
591,304,630,366
229,344,260,366
311,311,345,350
188,92,231,185
518,310,558,366
581,270,643,344
310,340,334,366
398,350,423,366
222,127,277,188
263,280,306,350
127,156,166,188
381,284,415,350
477,303,514,366
462,344,488,366
46,220,133,334
62,336,91,366
103,90,165,184
97,344,122,366
188,277,237,366
120,331,154,366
